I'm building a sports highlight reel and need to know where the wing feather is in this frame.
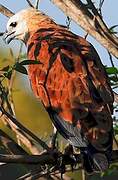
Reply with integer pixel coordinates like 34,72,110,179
27,26,113,149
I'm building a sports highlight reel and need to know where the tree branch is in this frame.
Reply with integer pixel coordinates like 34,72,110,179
0,129,28,155
51,0,118,58
114,92,118,104
0,4,14,17
0,113,41,154
1,1,118,58
26,0,35,8
0,106,50,152
0,153,55,164
0,150,117,164
35,0,41,9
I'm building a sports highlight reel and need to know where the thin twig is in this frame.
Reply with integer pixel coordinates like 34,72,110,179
35,0,40,9
108,51,118,80
66,16,71,29
1,113,41,154
50,130,58,149
86,0,118,46
17,167,43,180
0,81,41,154
99,0,105,10
33,167,80,180
113,135,118,149
8,45,23,146
26,0,34,8
114,92,118,104
0,43,49,154
107,51,118,104
98,0,105,16
1,1,118,57
84,33,89,39
0,106,50,151
0,150,118,179
7,70,16,115
0,4,14,17
7,48,16,116
0,129,28,155
8,44,23,116
51,0,118,58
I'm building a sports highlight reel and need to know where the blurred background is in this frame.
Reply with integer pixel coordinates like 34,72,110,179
0,0,118,179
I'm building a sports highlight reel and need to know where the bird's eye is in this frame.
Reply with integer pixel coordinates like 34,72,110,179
9,22,17,27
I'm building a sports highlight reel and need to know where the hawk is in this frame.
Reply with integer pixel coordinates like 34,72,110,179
4,8,114,173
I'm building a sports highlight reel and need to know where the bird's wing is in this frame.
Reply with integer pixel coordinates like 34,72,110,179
27,27,113,148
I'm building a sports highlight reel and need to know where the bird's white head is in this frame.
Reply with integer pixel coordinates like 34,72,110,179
3,8,48,44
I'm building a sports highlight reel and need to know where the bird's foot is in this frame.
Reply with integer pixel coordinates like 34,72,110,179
64,144,78,171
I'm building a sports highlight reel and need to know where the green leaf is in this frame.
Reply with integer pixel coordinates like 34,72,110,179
109,25,118,30
109,25,118,34
106,67,118,74
14,63,28,75
20,60,41,66
114,128,118,134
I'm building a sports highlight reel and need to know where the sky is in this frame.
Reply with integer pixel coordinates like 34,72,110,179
0,0,118,67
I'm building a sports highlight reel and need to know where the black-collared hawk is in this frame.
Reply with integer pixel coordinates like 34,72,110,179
4,8,114,173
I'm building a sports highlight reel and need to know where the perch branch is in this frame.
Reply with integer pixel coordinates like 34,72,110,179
0,129,46,179
0,153,55,164
0,150,117,164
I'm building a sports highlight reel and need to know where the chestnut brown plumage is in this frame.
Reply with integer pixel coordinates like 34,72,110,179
4,8,114,173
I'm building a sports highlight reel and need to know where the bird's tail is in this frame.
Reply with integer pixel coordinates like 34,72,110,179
80,130,113,173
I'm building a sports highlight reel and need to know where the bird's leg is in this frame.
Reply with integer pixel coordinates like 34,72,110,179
64,144,77,171
55,144,78,179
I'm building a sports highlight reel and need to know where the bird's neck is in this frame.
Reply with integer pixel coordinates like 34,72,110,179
25,17,56,43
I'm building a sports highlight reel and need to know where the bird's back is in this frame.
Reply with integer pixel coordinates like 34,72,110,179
27,22,113,172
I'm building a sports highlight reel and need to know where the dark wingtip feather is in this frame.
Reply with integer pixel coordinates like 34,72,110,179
47,107,87,147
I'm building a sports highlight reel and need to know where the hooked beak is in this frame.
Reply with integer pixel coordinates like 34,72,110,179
3,30,16,44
